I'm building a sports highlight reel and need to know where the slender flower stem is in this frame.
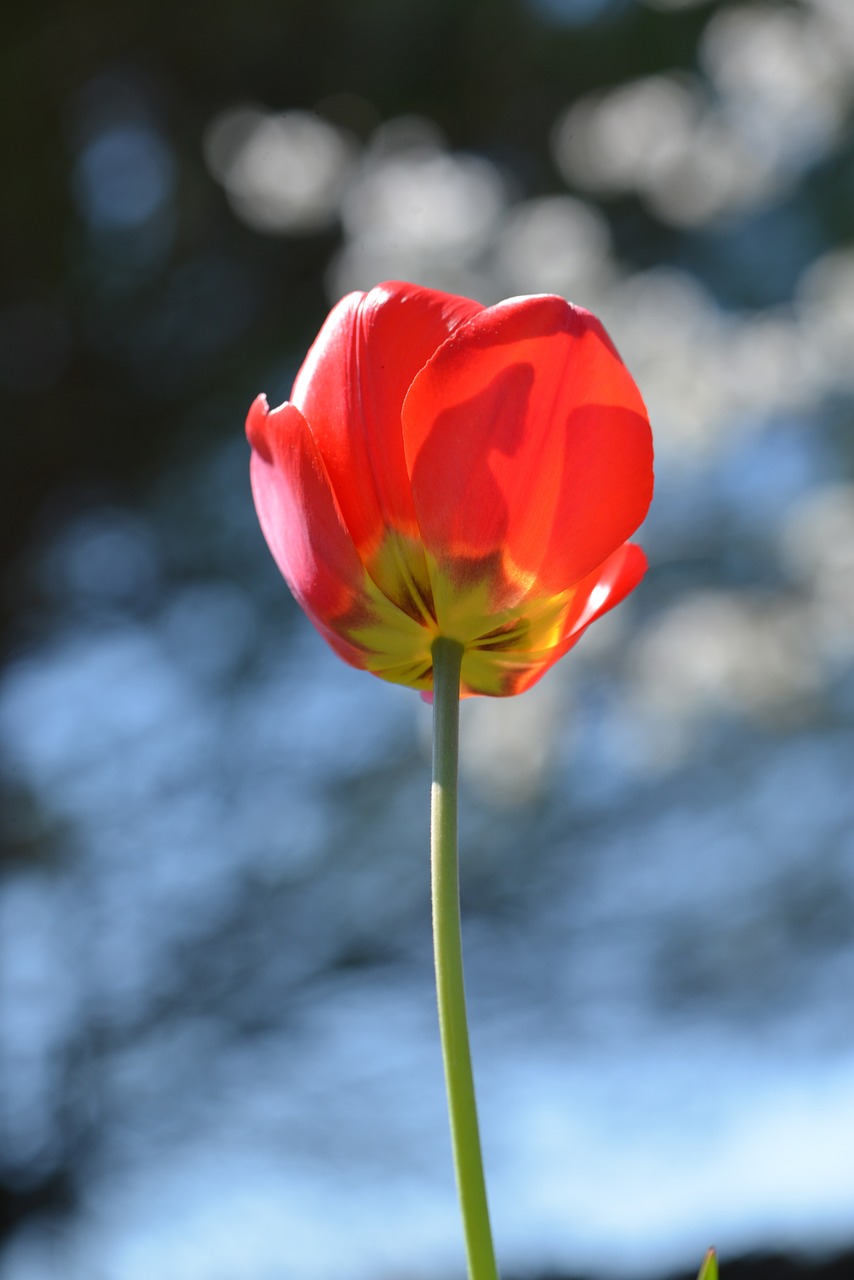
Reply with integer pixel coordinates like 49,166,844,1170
431,636,500,1280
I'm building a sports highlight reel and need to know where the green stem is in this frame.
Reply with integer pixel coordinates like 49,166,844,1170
431,636,500,1280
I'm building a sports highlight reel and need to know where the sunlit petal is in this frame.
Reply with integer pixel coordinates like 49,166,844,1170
403,295,653,609
248,394,376,665
290,281,482,608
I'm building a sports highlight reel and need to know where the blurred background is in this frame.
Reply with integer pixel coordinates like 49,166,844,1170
2,0,854,1277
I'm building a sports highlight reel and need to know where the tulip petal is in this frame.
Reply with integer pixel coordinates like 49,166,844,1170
403,295,653,610
247,394,437,685
289,281,483,612
458,541,647,697
247,394,377,669
510,541,648,695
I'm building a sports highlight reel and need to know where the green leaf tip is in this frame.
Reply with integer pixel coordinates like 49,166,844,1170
697,1247,718,1280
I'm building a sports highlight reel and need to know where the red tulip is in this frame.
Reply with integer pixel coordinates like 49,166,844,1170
247,281,653,697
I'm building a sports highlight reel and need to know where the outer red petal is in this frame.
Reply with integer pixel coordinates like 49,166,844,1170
289,281,483,592
403,295,653,606
509,541,648,696
247,394,375,670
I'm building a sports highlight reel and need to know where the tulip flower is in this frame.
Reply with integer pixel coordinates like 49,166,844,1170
246,280,654,1280
246,280,653,698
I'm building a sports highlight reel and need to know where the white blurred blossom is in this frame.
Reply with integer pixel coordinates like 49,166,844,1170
701,4,854,172
493,196,614,304
328,117,506,299
781,485,854,665
551,73,777,226
204,108,357,234
629,592,822,765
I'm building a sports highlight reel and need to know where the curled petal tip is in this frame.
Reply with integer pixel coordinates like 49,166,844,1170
246,393,272,461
